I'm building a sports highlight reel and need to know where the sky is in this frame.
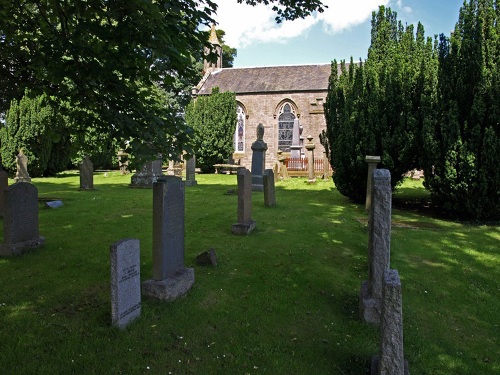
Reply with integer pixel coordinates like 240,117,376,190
211,0,465,67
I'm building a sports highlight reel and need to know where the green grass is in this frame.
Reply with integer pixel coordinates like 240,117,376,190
0,173,498,374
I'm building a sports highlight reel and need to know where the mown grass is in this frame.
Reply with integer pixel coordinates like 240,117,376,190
0,172,498,374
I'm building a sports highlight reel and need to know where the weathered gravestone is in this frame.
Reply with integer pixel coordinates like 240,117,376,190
360,169,391,324
142,176,194,301
14,151,31,183
231,168,256,235
79,155,95,190
0,182,45,256
251,123,268,191
0,168,8,217
263,169,277,207
110,238,141,329
184,155,198,187
371,269,409,375
196,248,218,266
130,156,163,188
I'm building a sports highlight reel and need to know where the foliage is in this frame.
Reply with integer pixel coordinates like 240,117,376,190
324,6,437,202
0,90,71,176
185,88,237,172
421,0,500,220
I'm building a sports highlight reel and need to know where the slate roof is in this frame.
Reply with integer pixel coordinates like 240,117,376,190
196,64,334,95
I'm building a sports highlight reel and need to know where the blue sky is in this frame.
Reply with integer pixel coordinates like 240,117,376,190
213,0,465,67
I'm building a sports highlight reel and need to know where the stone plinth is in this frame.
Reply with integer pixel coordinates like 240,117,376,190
142,268,194,301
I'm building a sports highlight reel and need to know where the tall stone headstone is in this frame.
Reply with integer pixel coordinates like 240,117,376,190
251,123,268,191
130,156,163,188
231,168,256,235
360,169,392,324
371,269,409,375
365,155,381,212
110,238,141,329
0,182,45,256
184,155,197,187
14,151,31,183
0,169,8,217
142,176,194,301
305,135,316,183
79,155,94,190
290,118,302,160
263,169,277,207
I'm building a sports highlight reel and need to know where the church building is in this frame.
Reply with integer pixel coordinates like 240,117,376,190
191,26,333,170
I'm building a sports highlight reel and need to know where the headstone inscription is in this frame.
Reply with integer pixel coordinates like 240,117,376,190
130,156,163,188
0,169,8,217
371,269,409,375
142,176,194,301
14,151,31,183
231,168,256,235
79,155,95,190
0,182,45,256
263,169,277,207
110,238,141,329
360,168,392,324
250,123,268,191
184,155,198,187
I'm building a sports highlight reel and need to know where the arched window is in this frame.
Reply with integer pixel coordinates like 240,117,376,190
234,104,245,152
278,103,296,152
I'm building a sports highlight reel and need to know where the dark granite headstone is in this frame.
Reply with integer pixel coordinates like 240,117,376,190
360,169,392,324
231,168,256,235
0,182,44,256
79,155,94,190
142,176,194,301
251,123,268,191
263,169,276,207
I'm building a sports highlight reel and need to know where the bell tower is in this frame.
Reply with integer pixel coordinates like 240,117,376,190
204,24,222,73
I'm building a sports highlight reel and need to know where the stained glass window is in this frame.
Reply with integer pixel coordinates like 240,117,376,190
278,103,296,152
234,105,245,152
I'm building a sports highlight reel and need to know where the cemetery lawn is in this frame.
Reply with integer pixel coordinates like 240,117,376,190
0,172,499,375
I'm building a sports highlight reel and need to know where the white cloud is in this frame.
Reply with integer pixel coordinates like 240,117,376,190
213,0,390,48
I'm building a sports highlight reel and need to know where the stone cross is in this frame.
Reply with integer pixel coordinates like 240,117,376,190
110,238,141,329
79,155,94,190
365,155,381,212
0,169,8,217
231,168,256,235
263,169,277,207
360,168,392,324
14,151,31,183
371,269,409,375
184,155,197,187
305,135,316,183
142,176,194,301
0,182,45,256
250,123,268,191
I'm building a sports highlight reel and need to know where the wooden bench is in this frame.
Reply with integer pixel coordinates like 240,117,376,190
213,164,242,174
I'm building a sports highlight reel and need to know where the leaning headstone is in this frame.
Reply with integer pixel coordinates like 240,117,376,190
14,150,31,183
371,269,409,375
184,155,198,187
360,169,392,324
130,156,163,188
365,155,381,212
231,168,256,235
142,176,194,301
196,248,218,266
250,123,268,191
263,169,277,207
0,182,45,256
79,155,95,190
0,169,8,217
110,238,141,329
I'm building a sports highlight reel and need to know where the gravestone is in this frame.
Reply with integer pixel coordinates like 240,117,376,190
231,168,256,235
14,151,31,183
371,269,409,375
290,118,302,159
184,155,198,187
196,248,218,266
263,169,277,207
79,155,95,190
365,155,381,212
0,169,8,217
250,123,268,191
130,156,163,188
110,238,141,329
117,149,130,175
360,169,392,324
0,182,45,256
305,135,316,183
142,176,194,301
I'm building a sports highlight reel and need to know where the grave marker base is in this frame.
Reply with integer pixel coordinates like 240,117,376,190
0,237,45,257
359,280,381,324
231,220,256,235
142,268,194,301
370,356,409,375
184,180,198,187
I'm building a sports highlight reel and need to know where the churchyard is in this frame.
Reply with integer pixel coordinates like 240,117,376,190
0,171,498,374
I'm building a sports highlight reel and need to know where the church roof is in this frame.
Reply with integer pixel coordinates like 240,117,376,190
195,64,334,95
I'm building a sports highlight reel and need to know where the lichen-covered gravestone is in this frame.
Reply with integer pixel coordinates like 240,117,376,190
79,155,95,190
231,168,256,235
0,182,44,256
